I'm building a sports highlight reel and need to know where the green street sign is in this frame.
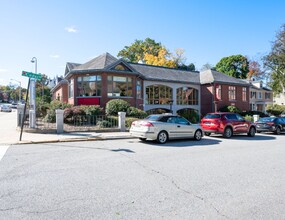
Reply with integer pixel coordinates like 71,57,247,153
22,71,42,80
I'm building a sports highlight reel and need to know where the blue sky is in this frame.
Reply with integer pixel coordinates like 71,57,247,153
0,0,284,88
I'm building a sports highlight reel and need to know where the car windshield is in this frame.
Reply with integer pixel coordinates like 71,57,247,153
145,115,162,121
204,114,221,119
258,117,275,122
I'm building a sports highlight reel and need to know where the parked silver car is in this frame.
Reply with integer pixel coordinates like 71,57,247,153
130,114,203,144
0,104,12,112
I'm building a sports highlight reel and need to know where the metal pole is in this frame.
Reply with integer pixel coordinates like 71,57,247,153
20,78,30,141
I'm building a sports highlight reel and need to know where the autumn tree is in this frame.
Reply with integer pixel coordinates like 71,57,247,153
118,38,195,69
144,47,176,68
247,59,265,80
117,38,163,62
215,55,249,79
263,24,285,94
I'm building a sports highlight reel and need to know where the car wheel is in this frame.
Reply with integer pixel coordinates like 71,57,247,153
194,130,202,141
223,127,232,138
248,127,256,137
157,131,168,144
204,132,211,136
139,138,147,141
275,126,281,135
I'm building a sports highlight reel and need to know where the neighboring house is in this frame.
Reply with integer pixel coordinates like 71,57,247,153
51,53,252,118
273,90,285,106
200,69,251,117
249,80,273,112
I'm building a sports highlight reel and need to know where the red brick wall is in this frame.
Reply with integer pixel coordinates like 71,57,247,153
52,84,68,103
201,84,250,116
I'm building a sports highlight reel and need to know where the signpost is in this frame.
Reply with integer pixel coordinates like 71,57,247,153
22,71,42,80
20,70,42,141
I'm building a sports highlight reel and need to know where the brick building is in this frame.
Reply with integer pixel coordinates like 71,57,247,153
51,53,252,118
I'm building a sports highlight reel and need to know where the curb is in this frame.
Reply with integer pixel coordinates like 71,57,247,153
14,136,135,145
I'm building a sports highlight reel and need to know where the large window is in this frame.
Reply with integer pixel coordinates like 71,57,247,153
228,86,236,100
176,87,198,105
216,85,221,100
77,75,102,97
68,79,74,98
242,87,247,101
107,76,132,97
146,85,172,104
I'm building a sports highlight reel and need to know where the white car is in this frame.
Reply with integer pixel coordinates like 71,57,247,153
130,114,203,144
0,104,12,112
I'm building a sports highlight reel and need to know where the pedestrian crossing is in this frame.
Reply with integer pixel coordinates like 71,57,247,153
0,146,9,161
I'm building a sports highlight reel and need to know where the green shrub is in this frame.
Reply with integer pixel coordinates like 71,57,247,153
79,105,103,116
106,99,130,116
218,105,241,113
97,120,112,128
125,117,140,128
127,107,147,118
266,104,285,116
44,100,72,123
244,115,253,122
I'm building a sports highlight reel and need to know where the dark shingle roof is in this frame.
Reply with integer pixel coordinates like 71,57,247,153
65,62,81,76
74,53,118,70
130,63,200,84
200,69,249,86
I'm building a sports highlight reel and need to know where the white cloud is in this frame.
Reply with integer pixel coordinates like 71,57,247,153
65,26,78,33
50,55,60,58
0,69,8,72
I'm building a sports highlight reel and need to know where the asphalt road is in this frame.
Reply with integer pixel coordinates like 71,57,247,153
0,134,285,219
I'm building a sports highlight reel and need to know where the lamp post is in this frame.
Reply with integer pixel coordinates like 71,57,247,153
29,57,37,128
31,57,37,74
10,79,21,103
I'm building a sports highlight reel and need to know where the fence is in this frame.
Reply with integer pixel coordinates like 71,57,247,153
18,108,146,133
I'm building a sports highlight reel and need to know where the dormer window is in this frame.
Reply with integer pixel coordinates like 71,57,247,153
112,64,131,72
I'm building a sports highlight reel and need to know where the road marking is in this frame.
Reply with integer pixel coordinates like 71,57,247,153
0,146,10,161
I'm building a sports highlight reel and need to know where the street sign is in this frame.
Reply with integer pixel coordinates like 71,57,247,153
22,71,42,80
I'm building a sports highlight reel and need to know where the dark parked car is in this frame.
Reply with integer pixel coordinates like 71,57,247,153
200,112,256,138
255,117,285,134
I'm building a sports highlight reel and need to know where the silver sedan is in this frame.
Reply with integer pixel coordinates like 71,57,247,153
130,114,203,144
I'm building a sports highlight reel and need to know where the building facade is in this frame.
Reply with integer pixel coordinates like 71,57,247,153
51,53,252,119
249,81,273,112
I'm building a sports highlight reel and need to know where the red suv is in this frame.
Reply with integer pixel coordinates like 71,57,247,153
200,112,256,138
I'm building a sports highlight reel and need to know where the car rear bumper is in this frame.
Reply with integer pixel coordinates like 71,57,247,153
129,130,157,140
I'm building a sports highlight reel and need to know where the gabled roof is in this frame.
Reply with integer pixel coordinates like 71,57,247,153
130,63,200,84
74,52,118,70
64,53,140,77
65,62,81,76
200,69,249,86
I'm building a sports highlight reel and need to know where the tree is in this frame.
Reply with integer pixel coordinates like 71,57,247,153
263,24,285,94
247,59,265,80
200,63,214,71
118,38,195,70
215,55,249,79
117,38,163,62
144,47,177,68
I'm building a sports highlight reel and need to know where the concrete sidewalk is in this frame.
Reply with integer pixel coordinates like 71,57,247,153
0,111,134,145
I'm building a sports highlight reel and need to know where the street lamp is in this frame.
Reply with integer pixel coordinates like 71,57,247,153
31,57,37,74
10,79,21,103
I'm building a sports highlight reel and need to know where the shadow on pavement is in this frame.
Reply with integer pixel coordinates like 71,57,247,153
206,133,276,141
133,137,222,148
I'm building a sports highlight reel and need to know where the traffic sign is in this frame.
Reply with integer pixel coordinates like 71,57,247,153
22,71,42,80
